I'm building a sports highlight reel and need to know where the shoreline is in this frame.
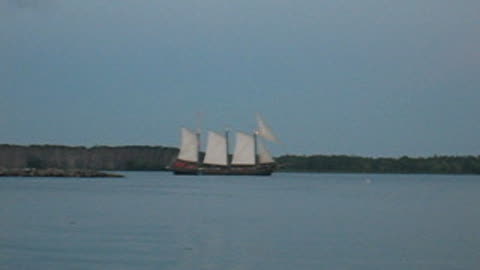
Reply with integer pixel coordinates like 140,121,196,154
0,168,124,178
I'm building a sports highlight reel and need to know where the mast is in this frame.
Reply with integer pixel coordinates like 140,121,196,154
254,131,258,165
196,112,202,165
196,131,201,165
225,128,230,167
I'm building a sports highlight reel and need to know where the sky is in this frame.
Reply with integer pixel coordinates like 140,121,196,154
1,0,479,157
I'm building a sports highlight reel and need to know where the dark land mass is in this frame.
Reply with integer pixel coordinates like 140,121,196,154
0,144,178,171
0,168,123,178
276,155,480,175
1,144,480,174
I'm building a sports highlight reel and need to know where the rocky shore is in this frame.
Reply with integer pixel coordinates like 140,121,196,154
0,168,123,178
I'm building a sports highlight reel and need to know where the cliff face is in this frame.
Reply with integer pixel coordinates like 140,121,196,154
0,144,179,170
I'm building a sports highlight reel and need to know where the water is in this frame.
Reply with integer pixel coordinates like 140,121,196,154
1,172,480,270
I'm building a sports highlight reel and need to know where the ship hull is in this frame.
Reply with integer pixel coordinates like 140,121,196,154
169,161,275,176
172,168,273,176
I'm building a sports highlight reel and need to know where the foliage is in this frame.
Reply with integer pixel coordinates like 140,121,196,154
275,155,480,174
26,156,46,169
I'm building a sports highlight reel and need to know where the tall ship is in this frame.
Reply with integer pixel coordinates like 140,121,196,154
169,115,278,176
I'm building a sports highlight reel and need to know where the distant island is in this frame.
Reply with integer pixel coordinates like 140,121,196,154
0,168,123,178
0,144,479,175
0,144,177,177
276,155,480,175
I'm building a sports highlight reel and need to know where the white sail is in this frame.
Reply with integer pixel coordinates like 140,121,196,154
257,140,274,164
177,128,198,162
256,114,278,143
231,132,255,165
203,131,228,166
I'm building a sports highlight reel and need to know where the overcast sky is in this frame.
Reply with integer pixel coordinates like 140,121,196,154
1,0,479,157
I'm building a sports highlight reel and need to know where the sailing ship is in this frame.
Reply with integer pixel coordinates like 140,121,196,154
169,115,278,176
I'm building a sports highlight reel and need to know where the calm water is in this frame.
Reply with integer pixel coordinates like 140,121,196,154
1,172,480,270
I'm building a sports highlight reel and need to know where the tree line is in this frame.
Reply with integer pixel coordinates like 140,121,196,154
1,144,480,174
275,155,480,174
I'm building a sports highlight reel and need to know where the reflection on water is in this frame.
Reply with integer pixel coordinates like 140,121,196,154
1,172,480,269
